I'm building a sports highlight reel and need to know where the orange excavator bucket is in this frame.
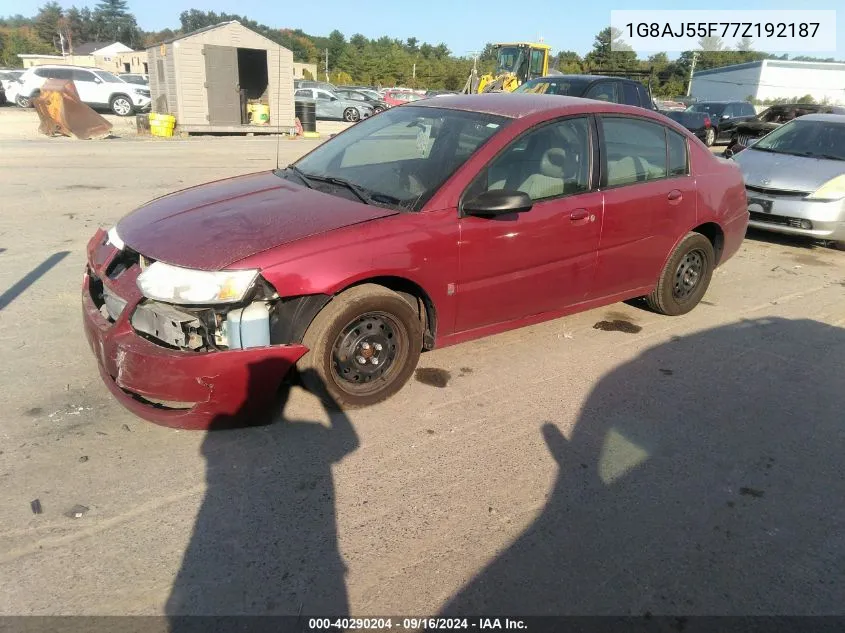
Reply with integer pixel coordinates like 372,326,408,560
32,79,113,140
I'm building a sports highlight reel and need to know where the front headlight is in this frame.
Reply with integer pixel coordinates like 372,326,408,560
137,261,258,305
807,174,845,201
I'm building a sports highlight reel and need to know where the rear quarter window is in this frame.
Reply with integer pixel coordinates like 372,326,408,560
667,130,689,177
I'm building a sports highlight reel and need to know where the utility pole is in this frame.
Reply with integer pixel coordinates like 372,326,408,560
686,51,699,97
325,48,329,82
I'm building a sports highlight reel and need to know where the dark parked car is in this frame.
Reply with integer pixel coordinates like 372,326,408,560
514,75,657,110
334,88,389,114
83,94,748,428
662,111,715,145
685,101,756,145
724,103,845,157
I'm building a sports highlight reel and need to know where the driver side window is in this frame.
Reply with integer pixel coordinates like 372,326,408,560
468,117,592,202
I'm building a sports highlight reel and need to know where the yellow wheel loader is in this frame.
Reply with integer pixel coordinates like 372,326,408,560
462,42,552,94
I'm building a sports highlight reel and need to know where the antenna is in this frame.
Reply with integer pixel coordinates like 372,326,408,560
275,42,282,170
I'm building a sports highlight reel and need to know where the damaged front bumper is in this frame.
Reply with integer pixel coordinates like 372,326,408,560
82,228,307,430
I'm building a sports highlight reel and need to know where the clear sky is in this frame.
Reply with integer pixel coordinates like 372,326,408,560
2,0,842,58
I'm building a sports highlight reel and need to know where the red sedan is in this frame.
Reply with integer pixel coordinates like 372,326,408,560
83,94,748,429
382,90,425,107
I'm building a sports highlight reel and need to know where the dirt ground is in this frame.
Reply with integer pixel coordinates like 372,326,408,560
1,108,845,618
0,104,351,140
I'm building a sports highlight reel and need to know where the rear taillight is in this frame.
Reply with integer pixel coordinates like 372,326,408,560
704,116,711,128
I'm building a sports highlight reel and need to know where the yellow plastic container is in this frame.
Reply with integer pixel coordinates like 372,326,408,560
248,104,270,125
149,113,176,137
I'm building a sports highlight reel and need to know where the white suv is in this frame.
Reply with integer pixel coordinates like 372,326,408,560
15,65,151,116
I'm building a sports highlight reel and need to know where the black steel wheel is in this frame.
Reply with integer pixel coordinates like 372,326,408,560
646,232,715,316
298,284,422,407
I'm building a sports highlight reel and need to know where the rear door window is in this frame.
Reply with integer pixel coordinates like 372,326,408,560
72,69,96,82
601,116,668,187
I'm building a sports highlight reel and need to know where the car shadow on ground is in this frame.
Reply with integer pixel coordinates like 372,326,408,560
166,365,359,628
439,317,845,616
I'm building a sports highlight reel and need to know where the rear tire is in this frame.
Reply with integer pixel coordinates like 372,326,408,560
646,233,715,316
16,93,33,108
110,95,134,116
298,284,422,408
704,128,716,146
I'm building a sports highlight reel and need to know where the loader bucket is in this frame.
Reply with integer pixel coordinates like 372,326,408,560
33,79,113,140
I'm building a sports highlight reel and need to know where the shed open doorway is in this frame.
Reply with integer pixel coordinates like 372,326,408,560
237,48,269,124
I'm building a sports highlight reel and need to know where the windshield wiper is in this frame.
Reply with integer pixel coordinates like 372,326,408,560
285,165,314,188
300,173,374,206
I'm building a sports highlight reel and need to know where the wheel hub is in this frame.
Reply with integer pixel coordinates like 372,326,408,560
333,314,396,384
673,250,704,300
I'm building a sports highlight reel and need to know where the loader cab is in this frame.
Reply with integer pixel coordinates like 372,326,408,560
494,43,550,84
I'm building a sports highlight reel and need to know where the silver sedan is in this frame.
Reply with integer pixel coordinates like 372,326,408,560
294,87,374,122
732,113,845,248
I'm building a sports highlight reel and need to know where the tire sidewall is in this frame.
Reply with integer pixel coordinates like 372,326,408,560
110,95,134,116
301,289,422,407
343,107,359,122
705,128,715,146
655,234,715,316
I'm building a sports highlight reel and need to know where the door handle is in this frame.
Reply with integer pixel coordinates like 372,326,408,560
570,209,590,222
667,190,683,202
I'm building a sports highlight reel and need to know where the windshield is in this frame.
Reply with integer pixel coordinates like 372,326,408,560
752,119,845,160
495,46,525,74
287,106,509,210
95,70,122,83
121,75,147,85
686,103,726,117
514,76,592,96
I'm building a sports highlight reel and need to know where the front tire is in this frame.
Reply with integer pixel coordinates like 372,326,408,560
704,128,716,146
343,107,360,122
646,233,715,316
298,284,423,408
110,95,134,116
16,94,33,108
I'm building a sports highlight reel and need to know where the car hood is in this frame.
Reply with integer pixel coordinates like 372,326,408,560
733,149,845,193
117,171,399,271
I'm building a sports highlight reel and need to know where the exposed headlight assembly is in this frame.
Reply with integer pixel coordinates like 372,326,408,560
107,226,124,250
137,261,258,305
807,174,845,201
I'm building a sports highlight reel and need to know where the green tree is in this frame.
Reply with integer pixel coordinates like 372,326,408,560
554,50,583,73
584,27,637,70
34,2,63,49
92,0,141,47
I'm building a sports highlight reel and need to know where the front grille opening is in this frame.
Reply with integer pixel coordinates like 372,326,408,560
750,212,813,230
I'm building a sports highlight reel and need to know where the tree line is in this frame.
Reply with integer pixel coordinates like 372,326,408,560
2,6,843,96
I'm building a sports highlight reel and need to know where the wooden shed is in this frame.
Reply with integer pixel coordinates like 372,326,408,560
147,21,295,134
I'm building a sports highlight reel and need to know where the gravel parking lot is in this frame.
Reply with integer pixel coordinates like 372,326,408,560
1,104,844,618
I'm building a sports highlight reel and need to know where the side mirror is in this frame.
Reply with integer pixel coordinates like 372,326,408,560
463,190,533,217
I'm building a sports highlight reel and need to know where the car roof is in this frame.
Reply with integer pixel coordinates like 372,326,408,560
411,93,664,120
693,100,746,104
789,113,845,122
